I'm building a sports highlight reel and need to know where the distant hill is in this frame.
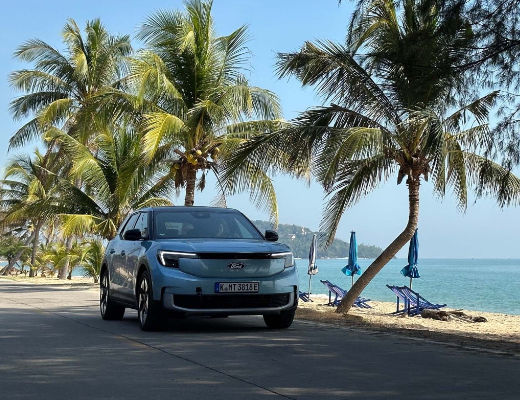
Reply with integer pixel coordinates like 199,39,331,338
252,220,383,259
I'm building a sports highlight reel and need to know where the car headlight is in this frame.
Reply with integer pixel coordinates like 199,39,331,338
157,250,198,268
271,252,294,268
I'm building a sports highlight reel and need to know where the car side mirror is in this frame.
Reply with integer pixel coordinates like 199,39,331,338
265,230,278,242
123,229,142,241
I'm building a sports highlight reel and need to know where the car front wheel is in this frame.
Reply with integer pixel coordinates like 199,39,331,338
137,270,164,331
263,309,295,329
100,270,125,320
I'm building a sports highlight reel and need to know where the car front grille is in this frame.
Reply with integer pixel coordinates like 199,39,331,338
195,252,274,259
173,293,291,310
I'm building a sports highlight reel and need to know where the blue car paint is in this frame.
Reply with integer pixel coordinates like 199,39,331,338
103,207,298,316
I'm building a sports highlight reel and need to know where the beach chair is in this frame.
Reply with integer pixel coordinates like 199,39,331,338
320,280,372,308
386,285,446,316
298,291,312,302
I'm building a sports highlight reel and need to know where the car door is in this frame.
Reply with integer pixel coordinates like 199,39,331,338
111,213,139,298
121,211,149,299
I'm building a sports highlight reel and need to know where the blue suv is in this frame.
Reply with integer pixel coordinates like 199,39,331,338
100,206,298,330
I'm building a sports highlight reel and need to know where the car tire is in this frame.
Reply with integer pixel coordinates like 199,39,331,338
263,309,295,329
100,270,125,320
137,270,164,331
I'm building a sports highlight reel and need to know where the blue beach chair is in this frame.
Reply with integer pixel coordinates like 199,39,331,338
386,285,446,316
320,280,372,308
298,291,312,302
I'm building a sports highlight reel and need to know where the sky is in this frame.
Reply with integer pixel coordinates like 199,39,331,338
0,0,518,258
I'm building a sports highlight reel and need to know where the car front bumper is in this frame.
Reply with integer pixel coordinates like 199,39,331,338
153,264,298,315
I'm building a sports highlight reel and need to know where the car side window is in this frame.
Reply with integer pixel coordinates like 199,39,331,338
121,214,139,238
134,212,149,239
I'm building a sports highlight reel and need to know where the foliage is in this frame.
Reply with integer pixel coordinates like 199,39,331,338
9,18,131,148
0,235,29,266
227,0,520,244
465,0,520,167
225,0,520,313
2,1,520,288
44,122,174,240
81,239,105,283
125,0,282,219
0,150,64,226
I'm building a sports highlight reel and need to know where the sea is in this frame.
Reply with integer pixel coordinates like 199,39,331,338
296,258,520,315
2,258,519,315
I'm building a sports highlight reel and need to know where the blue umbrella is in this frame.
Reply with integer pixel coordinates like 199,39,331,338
307,234,318,297
342,231,361,287
401,229,420,289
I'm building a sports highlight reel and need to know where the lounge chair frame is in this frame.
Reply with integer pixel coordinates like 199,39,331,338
386,285,446,316
320,280,371,308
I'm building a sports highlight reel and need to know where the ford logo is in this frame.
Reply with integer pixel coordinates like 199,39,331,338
228,262,245,270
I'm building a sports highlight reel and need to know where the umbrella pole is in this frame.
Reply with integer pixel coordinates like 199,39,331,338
351,275,354,288
409,277,412,290
308,275,312,297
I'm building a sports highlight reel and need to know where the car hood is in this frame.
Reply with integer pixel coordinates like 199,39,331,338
153,238,290,254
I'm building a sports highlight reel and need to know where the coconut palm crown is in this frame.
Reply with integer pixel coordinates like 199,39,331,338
9,18,131,148
0,150,65,276
130,0,282,218
44,122,174,240
224,0,520,313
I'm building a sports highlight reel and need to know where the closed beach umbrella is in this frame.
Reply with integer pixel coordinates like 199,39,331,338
307,234,319,297
342,231,361,287
401,229,420,289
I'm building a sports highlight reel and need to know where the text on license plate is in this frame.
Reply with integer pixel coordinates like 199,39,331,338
215,282,259,293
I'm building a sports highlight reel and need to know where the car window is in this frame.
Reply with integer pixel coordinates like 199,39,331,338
154,210,262,239
121,213,139,238
134,212,149,238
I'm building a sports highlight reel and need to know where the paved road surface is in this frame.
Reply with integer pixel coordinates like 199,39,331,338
0,280,518,399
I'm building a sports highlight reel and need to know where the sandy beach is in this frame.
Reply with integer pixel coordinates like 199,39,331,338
0,276,96,285
296,294,520,355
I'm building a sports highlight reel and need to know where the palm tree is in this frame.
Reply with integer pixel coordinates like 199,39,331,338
40,241,77,278
225,0,520,313
129,0,282,216
0,150,65,276
9,18,131,148
0,235,30,275
81,239,105,283
44,121,174,241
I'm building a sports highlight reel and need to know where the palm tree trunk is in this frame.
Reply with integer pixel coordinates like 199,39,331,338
184,167,197,206
29,220,43,277
336,177,421,314
58,237,73,280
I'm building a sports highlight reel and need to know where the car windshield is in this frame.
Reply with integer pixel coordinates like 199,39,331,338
154,209,263,240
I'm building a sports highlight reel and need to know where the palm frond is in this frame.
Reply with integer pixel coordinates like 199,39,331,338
142,112,185,160
277,40,400,126
320,154,396,244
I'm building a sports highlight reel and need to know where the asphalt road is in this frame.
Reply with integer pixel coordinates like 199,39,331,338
0,280,518,400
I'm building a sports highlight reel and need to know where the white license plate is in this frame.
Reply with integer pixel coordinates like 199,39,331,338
215,282,259,293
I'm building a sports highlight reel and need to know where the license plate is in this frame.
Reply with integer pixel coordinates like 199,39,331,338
215,282,259,293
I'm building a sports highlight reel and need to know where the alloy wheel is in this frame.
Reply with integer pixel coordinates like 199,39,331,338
138,277,149,325
100,273,108,316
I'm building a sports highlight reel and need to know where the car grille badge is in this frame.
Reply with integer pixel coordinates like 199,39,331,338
228,262,245,270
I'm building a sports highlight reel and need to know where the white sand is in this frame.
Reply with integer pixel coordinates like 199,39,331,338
0,276,96,286
297,295,520,351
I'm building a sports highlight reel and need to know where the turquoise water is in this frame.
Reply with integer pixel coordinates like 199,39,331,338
297,258,520,315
